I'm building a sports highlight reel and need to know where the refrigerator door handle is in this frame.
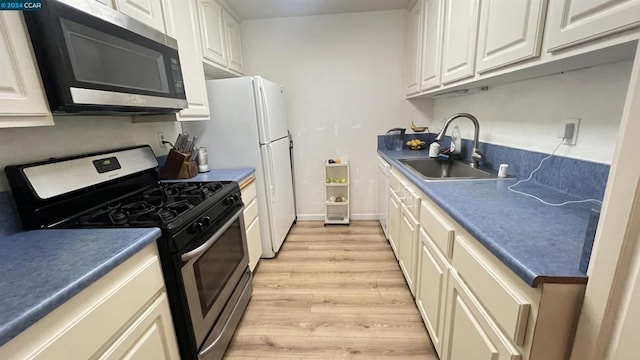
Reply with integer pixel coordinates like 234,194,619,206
266,144,276,203
259,84,271,143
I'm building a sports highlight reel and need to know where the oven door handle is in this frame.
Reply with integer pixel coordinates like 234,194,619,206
181,206,244,262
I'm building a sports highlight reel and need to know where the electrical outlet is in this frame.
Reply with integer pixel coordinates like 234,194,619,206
158,132,167,148
557,118,580,146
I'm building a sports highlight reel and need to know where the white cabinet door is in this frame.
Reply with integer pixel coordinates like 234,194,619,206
420,0,444,91
0,13,53,128
198,0,227,67
476,0,546,73
95,0,114,8
398,207,419,295
165,0,210,121
441,0,480,84
115,0,166,33
98,293,179,360
224,11,245,74
406,0,423,96
546,0,640,51
443,271,521,360
416,228,448,357
388,190,400,257
246,216,262,271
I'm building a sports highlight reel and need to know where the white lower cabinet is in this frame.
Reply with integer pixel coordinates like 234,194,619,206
98,293,177,360
241,177,263,271
387,188,401,257
387,166,586,360
0,243,179,359
416,228,449,357
443,270,521,360
398,205,419,295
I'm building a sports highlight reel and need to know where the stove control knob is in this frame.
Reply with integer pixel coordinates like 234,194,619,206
233,194,241,202
191,222,204,234
202,216,211,227
224,196,235,205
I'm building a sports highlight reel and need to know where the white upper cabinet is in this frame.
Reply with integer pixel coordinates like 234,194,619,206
441,0,481,84
420,0,444,91
114,0,166,33
476,0,547,73
0,13,53,128
546,0,640,52
406,0,423,96
198,0,228,67
95,0,114,8
224,11,245,74
164,0,210,121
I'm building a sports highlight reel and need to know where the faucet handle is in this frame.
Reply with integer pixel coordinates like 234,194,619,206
470,149,482,168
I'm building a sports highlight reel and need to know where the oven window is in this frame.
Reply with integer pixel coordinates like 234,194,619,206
60,18,169,93
194,218,245,316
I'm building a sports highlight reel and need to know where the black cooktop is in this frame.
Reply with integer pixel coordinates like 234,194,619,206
61,182,230,228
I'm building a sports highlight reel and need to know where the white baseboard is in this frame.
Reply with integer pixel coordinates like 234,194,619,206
296,213,379,221
351,213,378,220
296,214,324,221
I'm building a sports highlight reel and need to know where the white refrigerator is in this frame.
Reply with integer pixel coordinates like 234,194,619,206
183,76,295,258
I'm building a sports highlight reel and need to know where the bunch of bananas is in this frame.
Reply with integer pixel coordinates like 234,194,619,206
406,139,426,150
411,121,428,133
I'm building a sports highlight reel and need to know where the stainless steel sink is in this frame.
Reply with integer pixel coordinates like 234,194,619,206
399,158,498,180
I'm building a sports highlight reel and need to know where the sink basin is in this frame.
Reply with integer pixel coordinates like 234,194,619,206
399,158,498,180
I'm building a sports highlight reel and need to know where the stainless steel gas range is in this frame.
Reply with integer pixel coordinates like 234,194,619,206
5,145,251,360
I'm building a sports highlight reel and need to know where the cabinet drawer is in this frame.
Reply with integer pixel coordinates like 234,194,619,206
420,201,454,258
243,197,259,228
241,181,257,203
453,235,530,346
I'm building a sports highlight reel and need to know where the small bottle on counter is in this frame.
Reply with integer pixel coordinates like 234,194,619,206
429,142,440,158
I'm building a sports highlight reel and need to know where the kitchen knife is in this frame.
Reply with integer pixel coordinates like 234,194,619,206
174,133,185,151
178,132,191,151
183,137,193,154
189,136,199,160
173,133,183,150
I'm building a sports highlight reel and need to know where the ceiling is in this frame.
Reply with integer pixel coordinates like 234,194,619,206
224,0,412,20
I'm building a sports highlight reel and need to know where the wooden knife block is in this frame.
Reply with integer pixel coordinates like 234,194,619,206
159,149,198,179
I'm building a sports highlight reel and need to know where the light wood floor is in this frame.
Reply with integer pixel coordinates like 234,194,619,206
224,220,438,359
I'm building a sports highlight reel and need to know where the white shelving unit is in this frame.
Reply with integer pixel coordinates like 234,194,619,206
324,161,350,225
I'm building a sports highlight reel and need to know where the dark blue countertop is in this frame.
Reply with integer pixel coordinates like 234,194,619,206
0,228,161,346
0,167,254,346
378,149,596,287
161,167,255,183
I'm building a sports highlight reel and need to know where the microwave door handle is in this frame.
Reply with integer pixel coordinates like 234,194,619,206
181,207,244,262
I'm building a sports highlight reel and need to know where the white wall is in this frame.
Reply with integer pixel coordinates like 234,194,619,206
0,116,180,191
242,9,433,219
431,60,633,164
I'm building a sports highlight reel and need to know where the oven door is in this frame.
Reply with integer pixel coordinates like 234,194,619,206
24,0,187,113
180,206,249,347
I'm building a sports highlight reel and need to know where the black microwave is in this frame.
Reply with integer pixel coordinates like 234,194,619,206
24,0,187,114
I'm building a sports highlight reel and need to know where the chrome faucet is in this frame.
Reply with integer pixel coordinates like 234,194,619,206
435,113,482,168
